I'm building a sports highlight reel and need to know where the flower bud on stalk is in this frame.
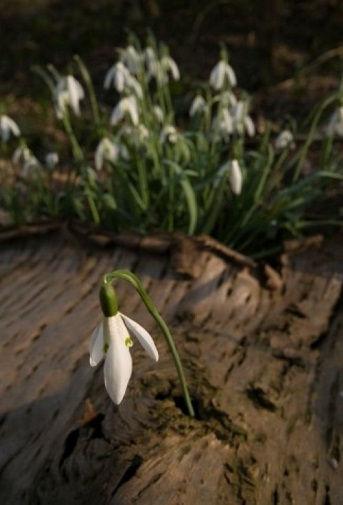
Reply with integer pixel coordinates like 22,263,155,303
99,283,118,317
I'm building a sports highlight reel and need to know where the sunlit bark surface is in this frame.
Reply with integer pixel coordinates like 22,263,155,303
0,227,342,504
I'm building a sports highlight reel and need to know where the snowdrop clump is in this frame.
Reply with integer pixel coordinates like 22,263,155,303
2,36,342,258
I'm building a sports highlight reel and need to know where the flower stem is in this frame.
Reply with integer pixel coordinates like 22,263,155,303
103,269,195,417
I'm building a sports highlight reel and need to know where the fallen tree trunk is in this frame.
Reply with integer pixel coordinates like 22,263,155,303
0,229,342,504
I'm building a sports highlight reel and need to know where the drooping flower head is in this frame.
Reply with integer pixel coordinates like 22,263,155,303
94,137,120,171
45,152,59,170
228,159,243,195
275,129,295,150
209,60,237,90
0,115,20,143
110,96,139,126
55,75,85,118
89,283,158,404
189,95,207,117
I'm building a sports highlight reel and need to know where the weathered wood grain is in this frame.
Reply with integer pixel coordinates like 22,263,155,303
0,229,342,504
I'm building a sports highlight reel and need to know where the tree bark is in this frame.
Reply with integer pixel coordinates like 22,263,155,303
0,228,342,504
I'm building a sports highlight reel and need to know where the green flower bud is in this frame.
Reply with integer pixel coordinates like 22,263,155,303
99,283,118,317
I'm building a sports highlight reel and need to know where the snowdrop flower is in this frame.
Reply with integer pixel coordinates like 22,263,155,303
227,159,243,195
136,124,149,141
231,101,254,137
111,96,139,126
45,152,59,169
244,115,255,137
189,95,206,117
326,106,343,137
125,74,143,98
119,45,142,75
153,105,164,123
89,310,158,404
209,60,237,90
161,55,180,81
144,47,159,79
220,91,237,107
104,62,143,98
95,138,120,170
12,145,40,175
104,62,130,92
0,115,20,142
55,75,85,118
213,108,233,139
217,159,243,195
275,130,295,150
160,125,178,144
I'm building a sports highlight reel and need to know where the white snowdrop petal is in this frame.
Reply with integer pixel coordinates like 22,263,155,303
89,322,104,367
121,313,159,362
67,76,81,115
103,314,133,404
226,64,237,87
229,159,243,195
244,116,255,137
104,66,115,89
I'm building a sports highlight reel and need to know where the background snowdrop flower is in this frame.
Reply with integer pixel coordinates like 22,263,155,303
326,106,343,137
89,311,158,404
228,159,243,195
12,145,40,175
160,125,178,144
104,63,143,98
120,45,142,75
104,62,129,91
144,47,160,80
55,75,85,117
110,96,139,126
275,130,295,150
153,105,164,123
209,60,237,90
125,74,143,98
45,152,59,170
189,95,206,117
244,115,255,137
213,108,233,139
95,138,119,170
161,55,180,81
0,115,20,142
231,100,254,136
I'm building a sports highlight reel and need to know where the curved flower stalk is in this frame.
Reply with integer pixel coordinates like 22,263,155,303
89,270,194,417
55,75,85,118
210,60,237,90
111,96,139,126
0,115,20,143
